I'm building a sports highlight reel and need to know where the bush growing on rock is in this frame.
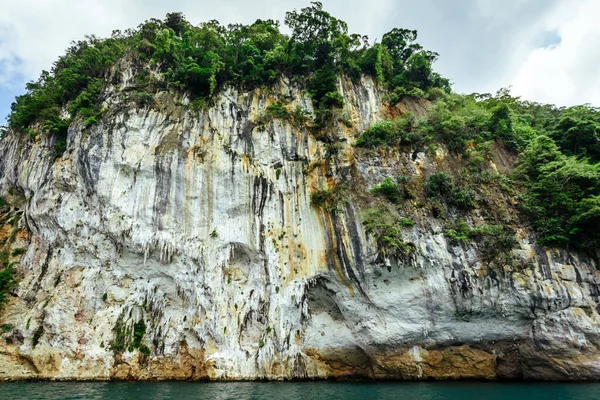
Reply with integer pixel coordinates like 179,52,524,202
0,251,16,307
0,265,15,307
445,221,517,262
11,248,26,257
32,326,44,347
370,177,400,203
362,206,415,258
310,184,348,212
426,172,453,198
450,187,478,209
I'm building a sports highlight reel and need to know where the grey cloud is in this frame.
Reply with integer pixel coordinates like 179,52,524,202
378,0,561,94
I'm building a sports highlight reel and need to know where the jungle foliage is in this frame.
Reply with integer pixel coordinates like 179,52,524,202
6,2,448,137
4,3,600,253
356,85,600,252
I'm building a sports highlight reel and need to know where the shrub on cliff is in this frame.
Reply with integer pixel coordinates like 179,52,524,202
445,221,516,262
426,172,453,198
450,187,478,209
110,317,151,355
310,184,348,212
362,206,415,258
355,113,430,149
355,121,395,147
370,177,401,203
32,326,44,347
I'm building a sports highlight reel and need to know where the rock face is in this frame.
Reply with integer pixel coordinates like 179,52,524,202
0,74,599,381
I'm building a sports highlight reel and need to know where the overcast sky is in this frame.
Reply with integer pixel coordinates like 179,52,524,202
1,0,599,123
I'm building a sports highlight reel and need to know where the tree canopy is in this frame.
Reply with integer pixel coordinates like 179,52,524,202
6,2,449,134
4,3,600,253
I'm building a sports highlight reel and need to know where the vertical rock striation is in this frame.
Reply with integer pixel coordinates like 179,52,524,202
0,75,599,381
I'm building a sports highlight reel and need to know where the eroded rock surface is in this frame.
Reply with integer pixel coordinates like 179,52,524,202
0,75,599,381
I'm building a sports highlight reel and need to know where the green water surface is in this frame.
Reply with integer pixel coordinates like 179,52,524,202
0,381,599,400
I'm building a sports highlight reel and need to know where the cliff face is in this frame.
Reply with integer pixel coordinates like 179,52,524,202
0,74,599,381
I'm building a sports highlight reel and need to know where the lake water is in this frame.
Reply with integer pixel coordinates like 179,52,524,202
0,381,599,400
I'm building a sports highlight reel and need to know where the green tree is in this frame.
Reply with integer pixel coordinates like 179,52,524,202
551,105,600,161
518,141,600,248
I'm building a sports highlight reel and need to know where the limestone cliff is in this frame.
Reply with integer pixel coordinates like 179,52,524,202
0,73,599,381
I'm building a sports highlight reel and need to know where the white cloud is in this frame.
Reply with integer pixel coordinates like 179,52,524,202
512,0,600,106
376,0,563,96
0,0,129,85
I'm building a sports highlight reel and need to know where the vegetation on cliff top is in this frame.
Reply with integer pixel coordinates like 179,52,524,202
5,1,448,136
2,2,599,253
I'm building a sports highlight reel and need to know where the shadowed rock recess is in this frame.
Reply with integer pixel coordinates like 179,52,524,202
1,12,600,381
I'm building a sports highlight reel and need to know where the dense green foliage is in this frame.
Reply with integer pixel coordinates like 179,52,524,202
370,177,401,203
355,87,600,252
8,35,125,135
4,4,599,254
354,113,433,149
551,106,600,161
6,2,448,137
515,136,600,249
426,171,453,198
460,97,600,251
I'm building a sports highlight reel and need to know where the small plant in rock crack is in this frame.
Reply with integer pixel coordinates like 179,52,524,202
310,184,348,212
11,248,26,257
32,326,44,347
370,177,400,203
